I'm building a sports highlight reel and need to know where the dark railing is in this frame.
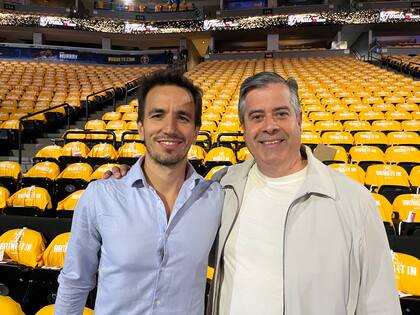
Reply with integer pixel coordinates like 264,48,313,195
18,103,71,164
408,62,420,76
124,78,142,104
63,130,117,147
121,131,144,144
385,56,403,72
216,132,244,150
85,87,116,121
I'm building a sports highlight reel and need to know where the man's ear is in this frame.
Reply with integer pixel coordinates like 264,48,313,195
192,126,200,145
297,111,302,129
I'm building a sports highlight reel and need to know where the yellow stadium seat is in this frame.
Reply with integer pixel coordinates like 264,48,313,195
396,103,418,112
0,227,46,267
0,296,25,315
205,165,226,180
359,111,385,122
365,164,411,202
393,194,420,223
329,163,365,184
393,252,420,295
33,145,63,163
85,119,106,130
6,186,52,216
301,131,321,150
371,193,394,224
343,120,371,134
54,163,93,202
90,163,120,181
0,161,22,193
314,120,343,134
0,186,10,209
349,145,385,170
354,131,388,151
22,161,60,193
121,112,138,121
309,111,333,122
237,146,251,162
409,166,420,189
333,111,358,122
42,232,71,268
321,131,354,151
326,145,348,164
349,103,371,113
204,147,236,173
372,103,395,113
387,131,420,147
402,120,420,132
87,143,118,167
412,111,420,120
56,189,84,218
60,141,90,166
371,120,402,133
106,120,127,131
116,142,146,165
64,128,86,141
35,304,94,315
102,111,121,121
386,110,412,121
385,146,420,173
117,104,135,114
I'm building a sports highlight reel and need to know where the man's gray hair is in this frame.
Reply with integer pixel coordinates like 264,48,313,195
238,72,301,124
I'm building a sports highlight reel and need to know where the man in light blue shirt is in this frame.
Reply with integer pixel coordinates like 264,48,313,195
55,70,224,315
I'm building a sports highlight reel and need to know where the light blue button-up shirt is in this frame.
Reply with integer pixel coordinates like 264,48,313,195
55,159,223,315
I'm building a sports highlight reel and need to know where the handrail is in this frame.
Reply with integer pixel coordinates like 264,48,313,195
121,131,144,144
408,61,420,76
63,130,117,147
216,132,244,149
85,87,116,121
196,131,212,151
124,78,142,104
18,102,71,164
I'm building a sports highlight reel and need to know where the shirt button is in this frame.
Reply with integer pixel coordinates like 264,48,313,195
155,300,161,305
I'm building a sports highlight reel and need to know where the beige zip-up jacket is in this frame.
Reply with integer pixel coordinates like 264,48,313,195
208,147,401,315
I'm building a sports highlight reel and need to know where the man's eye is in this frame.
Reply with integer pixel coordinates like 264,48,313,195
251,114,262,121
276,111,289,118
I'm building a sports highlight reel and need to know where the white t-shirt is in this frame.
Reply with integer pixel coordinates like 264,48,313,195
219,164,307,315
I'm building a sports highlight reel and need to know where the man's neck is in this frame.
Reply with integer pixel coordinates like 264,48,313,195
142,156,188,220
257,153,307,178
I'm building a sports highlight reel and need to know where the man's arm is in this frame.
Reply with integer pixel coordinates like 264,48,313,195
357,195,402,315
54,184,102,315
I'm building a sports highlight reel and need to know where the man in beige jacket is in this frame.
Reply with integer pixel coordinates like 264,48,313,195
207,72,401,315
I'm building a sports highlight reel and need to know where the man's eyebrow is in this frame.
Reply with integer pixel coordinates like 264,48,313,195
146,108,165,115
177,110,193,118
247,106,291,116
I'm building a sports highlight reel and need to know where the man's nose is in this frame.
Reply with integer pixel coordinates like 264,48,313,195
263,114,280,133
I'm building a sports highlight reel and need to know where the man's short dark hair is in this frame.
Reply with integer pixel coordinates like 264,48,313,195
137,70,202,127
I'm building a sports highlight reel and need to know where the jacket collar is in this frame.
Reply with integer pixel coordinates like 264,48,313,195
222,146,336,200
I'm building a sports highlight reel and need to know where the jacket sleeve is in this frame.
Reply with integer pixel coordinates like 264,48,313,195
356,195,402,315
54,183,101,315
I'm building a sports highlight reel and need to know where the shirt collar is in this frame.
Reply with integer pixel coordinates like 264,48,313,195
126,156,203,190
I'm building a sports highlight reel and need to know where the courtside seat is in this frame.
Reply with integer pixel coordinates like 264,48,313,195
0,296,25,315
56,190,84,218
329,163,365,185
365,164,411,203
349,145,385,171
33,145,63,164
354,131,388,151
90,163,120,181
54,163,93,202
393,194,420,223
86,143,118,168
59,141,90,168
21,162,60,193
0,227,46,267
385,146,420,173
35,305,94,315
204,147,236,174
116,142,146,165
0,161,22,193
4,186,53,217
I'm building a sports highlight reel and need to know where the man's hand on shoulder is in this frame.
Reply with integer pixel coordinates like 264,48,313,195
103,165,131,179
